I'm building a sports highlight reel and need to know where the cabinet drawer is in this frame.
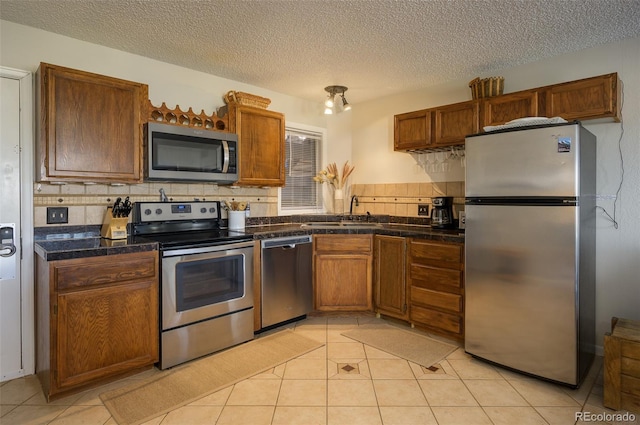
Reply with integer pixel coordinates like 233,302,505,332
314,235,372,254
410,264,462,290
54,252,157,291
410,305,462,335
411,287,462,313
410,240,462,265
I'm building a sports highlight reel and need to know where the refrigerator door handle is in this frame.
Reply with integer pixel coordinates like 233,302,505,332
465,197,578,206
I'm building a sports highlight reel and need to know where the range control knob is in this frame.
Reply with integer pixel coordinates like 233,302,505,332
144,209,152,215
209,207,216,213
200,207,207,214
155,208,163,215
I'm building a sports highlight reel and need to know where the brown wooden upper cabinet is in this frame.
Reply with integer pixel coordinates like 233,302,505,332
481,89,540,128
36,63,148,183
394,101,480,150
394,109,432,150
226,104,286,187
545,73,621,122
434,101,480,146
394,73,621,152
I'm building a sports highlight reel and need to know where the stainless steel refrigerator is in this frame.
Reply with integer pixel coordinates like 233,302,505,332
464,122,596,387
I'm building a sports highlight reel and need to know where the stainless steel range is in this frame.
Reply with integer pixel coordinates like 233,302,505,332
132,200,254,369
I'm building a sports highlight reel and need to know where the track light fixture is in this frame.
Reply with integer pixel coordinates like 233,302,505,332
324,85,351,115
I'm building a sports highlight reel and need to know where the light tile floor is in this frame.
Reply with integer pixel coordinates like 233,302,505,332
1,315,638,425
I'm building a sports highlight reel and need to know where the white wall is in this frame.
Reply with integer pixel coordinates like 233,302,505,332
348,37,640,349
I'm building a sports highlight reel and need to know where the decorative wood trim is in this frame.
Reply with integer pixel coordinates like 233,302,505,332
147,100,229,132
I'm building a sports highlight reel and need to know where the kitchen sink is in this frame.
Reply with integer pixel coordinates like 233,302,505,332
301,221,384,229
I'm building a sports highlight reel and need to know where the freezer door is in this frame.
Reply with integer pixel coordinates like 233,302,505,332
464,204,579,385
465,125,580,197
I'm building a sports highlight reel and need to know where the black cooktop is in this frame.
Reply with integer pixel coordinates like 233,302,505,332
133,230,252,250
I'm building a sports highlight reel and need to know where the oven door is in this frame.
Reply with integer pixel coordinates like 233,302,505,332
161,241,254,331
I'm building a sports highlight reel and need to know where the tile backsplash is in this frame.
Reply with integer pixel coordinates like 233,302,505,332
33,180,465,227
33,182,278,227
349,181,465,218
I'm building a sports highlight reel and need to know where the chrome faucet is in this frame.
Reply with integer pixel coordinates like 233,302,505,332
349,195,359,215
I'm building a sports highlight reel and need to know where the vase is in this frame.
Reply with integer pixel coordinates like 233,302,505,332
333,189,344,214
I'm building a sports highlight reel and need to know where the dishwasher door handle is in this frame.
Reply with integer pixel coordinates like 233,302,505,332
261,235,312,249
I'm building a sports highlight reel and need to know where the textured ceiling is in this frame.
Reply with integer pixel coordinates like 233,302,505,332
2,0,640,105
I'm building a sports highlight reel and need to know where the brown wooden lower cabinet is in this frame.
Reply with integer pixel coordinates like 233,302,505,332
36,250,159,401
408,238,465,341
373,235,408,320
313,234,373,311
312,234,465,342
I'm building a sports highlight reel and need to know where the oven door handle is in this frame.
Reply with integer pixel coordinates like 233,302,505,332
221,140,230,173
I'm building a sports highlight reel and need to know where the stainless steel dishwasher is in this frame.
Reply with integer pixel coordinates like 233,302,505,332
261,235,313,329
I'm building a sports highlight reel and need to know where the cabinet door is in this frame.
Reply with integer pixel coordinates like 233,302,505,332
233,105,285,186
546,73,620,122
37,63,147,183
314,254,372,311
394,109,432,150
482,90,540,127
313,234,373,311
373,235,407,319
434,101,479,146
55,279,158,391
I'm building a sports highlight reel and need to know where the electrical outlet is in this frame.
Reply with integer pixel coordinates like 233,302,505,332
47,207,68,224
418,204,429,216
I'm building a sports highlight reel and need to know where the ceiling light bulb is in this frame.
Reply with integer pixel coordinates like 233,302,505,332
324,106,333,115
341,94,351,111
324,95,334,108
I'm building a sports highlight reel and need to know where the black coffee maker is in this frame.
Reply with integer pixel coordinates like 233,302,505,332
430,197,454,228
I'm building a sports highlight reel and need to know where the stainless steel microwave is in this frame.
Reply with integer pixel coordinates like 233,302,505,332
145,122,238,183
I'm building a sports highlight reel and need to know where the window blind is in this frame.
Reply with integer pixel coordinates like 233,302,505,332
281,128,321,210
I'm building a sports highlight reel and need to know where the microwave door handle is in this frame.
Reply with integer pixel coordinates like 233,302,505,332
221,140,230,173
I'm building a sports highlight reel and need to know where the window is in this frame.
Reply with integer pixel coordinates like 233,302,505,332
279,125,324,214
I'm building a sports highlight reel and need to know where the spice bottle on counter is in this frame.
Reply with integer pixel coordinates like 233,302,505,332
245,202,250,218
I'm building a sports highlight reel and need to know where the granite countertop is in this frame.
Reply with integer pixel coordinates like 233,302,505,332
243,222,465,243
35,217,464,261
34,236,159,261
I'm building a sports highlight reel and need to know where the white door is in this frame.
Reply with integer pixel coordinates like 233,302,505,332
0,68,34,382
